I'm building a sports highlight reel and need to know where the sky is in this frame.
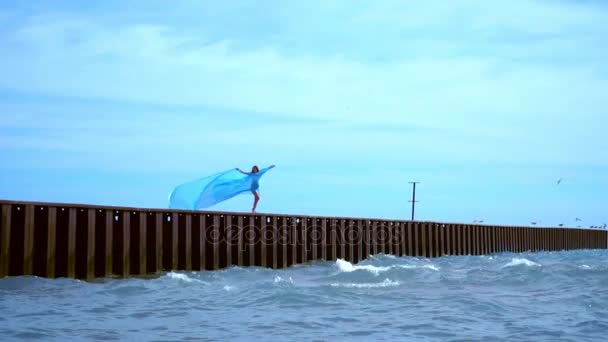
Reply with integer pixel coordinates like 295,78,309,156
0,0,607,227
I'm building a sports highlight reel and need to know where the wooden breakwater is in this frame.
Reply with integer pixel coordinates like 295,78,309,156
1,199,606,279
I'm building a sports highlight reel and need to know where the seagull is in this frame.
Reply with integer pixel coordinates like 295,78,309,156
556,178,562,185
575,217,582,222
603,223,607,229
558,223,564,227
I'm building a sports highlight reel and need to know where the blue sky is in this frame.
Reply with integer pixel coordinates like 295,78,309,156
1,0,607,227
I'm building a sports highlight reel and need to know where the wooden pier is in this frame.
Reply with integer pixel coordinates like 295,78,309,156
1,200,606,279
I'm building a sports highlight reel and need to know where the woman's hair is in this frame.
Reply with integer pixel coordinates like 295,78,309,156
251,165,259,173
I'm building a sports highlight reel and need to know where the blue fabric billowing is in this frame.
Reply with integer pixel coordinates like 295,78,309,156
169,166,274,210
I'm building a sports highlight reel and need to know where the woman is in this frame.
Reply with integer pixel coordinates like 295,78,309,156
169,164,276,211
237,165,275,213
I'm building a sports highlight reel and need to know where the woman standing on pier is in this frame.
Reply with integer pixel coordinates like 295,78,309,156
237,165,275,213
169,164,276,212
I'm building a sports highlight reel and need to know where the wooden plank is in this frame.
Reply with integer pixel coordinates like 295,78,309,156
365,220,371,258
302,218,308,264
322,219,328,260
341,220,347,260
46,207,56,278
311,219,318,261
371,221,378,256
434,223,440,257
281,218,288,268
330,219,337,260
185,214,192,271
87,209,96,279
348,220,354,262
105,210,113,276
387,222,393,256
200,215,207,270
407,222,413,256
156,213,163,271
1,204,11,277
292,217,298,266
172,213,178,270
249,216,256,266
400,222,406,256
67,208,77,278
23,205,35,275
261,216,267,267
226,215,232,268
421,222,427,257
139,212,147,275
413,222,419,256
213,215,220,270
236,215,247,266
122,211,130,277
272,217,278,268
440,224,450,255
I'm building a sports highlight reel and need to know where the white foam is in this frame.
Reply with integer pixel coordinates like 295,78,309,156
397,264,439,271
223,285,235,291
330,278,400,288
165,272,206,284
579,264,591,270
502,258,541,268
335,259,438,275
273,276,295,285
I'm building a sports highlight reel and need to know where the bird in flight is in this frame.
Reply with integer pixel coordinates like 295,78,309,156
556,178,563,185
575,217,582,222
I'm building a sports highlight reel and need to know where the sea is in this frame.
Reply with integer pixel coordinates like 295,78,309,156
1,250,607,341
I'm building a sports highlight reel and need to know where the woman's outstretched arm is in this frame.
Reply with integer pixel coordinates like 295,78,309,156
236,168,251,175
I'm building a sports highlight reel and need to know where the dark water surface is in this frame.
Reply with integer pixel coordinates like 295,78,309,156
1,250,607,341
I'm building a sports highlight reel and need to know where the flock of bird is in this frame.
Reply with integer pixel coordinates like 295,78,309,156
471,178,606,229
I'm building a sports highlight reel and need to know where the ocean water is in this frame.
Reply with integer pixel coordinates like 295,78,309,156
1,250,607,341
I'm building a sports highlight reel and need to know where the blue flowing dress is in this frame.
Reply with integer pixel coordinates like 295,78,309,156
168,166,274,210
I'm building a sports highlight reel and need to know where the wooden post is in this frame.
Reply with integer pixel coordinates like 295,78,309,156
225,215,232,268
371,221,378,256
1,204,11,277
301,218,308,264
237,216,244,266
272,217,278,268
185,214,192,270
155,213,163,272
261,216,268,267
172,213,178,270
330,219,337,260
67,208,77,278
23,205,35,275
139,212,147,275
46,207,56,278
213,215,220,270
407,222,413,256
122,211,130,277
200,215,207,269
420,222,426,257
87,209,96,279
105,210,113,276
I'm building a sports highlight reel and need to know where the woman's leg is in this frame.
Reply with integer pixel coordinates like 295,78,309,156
252,190,260,213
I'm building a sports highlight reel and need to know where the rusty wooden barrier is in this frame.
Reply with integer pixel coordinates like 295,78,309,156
0,199,607,279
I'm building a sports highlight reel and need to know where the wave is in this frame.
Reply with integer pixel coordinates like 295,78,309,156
502,258,542,268
273,276,295,285
335,259,438,275
330,278,400,288
164,272,207,284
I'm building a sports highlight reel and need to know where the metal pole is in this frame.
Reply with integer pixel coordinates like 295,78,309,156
409,181,419,221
